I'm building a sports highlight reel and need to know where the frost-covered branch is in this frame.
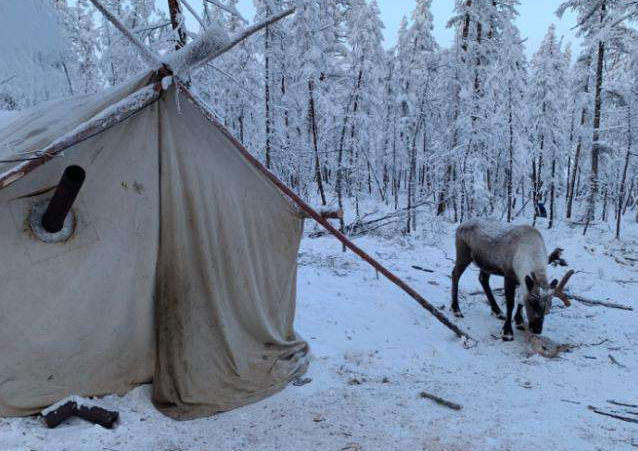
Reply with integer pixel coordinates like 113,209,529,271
163,8,295,77
87,0,160,67
204,0,248,24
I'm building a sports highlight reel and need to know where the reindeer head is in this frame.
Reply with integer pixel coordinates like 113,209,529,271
524,270,575,334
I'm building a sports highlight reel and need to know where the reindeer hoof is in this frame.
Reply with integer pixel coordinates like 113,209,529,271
453,310,464,318
501,331,514,342
516,323,525,331
491,311,505,320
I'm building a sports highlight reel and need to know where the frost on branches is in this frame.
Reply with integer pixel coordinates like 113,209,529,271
3,0,638,237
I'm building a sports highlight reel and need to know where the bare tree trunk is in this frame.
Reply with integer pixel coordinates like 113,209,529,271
407,136,417,233
549,159,556,229
588,36,606,221
308,80,326,205
507,88,514,222
264,26,272,169
616,103,632,239
336,71,363,249
167,0,187,50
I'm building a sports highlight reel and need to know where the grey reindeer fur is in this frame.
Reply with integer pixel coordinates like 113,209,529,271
451,219,566,340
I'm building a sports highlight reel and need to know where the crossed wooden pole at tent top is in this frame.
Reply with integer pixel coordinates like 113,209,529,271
0,0,473,344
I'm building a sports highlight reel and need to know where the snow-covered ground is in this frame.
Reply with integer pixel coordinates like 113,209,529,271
1,216,637,451
0,111,17,128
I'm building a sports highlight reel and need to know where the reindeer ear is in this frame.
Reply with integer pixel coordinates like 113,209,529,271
550,279,558,289
525,275,535,291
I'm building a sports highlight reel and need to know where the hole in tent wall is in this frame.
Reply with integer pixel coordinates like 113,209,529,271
28,200,76,243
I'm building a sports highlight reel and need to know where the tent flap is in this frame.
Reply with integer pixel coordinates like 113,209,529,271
152,88,309,420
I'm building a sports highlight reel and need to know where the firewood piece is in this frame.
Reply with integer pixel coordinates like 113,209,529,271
42,400,77,429
588,405,638,424
412,265,435,273
419,391,462,411
75,404,119,429
41,396,119,429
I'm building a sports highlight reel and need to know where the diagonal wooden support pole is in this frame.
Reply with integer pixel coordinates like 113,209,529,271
176,81,474,343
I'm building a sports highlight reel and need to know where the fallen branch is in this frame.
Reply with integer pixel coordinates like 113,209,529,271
412,265,435,273
565,291,634,311
419,391,462,411
588,405,638,424
607,400,638,409
608,354,627,368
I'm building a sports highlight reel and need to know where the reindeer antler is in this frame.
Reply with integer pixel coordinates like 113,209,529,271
553,269,575,307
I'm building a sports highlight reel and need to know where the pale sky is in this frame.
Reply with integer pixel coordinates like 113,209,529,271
228,0,581,56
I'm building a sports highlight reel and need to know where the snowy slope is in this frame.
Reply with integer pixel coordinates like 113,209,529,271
1,218,636,451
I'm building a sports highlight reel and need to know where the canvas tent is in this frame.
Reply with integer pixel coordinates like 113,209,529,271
0,2,469,421
0,67,312,420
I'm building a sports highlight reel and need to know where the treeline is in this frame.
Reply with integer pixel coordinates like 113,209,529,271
3,0,638,237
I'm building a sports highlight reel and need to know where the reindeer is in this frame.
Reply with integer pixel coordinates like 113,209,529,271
450,219,574,341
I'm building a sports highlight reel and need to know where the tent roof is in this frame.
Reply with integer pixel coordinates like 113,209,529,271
0,72,160,190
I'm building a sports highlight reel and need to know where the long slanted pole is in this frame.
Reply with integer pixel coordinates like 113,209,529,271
177,82,473,342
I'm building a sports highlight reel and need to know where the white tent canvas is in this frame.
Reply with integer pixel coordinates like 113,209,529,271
0,70,309,420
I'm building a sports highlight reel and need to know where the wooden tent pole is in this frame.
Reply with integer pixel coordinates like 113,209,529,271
177,82,473,343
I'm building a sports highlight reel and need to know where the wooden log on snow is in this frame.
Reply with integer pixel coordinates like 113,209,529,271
42,400,76,429
75,404,119,429
41,397,119,429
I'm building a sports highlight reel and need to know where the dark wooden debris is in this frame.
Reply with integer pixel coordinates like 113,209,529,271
42,399,119,429
419,391,462,411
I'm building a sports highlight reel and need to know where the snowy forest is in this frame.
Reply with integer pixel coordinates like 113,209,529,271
2,0,638,238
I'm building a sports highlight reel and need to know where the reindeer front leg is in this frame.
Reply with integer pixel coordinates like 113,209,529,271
501,276,517,341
